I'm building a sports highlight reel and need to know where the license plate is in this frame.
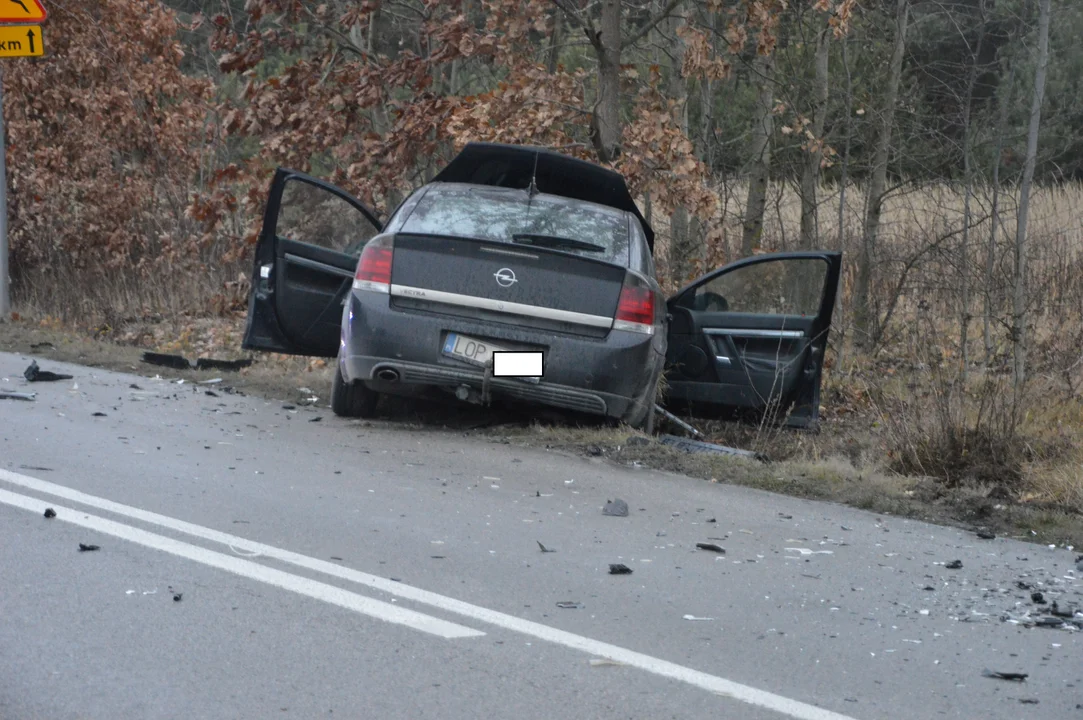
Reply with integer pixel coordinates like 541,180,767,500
442,332,506,367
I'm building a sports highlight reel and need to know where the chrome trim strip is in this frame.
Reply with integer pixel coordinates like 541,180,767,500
285,253,354,279
353,279,390,294
478,246,539,260
714,355,732,366
389,284,614,329
704,328,805,339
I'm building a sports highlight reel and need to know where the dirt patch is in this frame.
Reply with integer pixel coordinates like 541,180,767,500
2,317,1080,547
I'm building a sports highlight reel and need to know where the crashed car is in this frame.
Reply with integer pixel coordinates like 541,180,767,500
242,142,841,428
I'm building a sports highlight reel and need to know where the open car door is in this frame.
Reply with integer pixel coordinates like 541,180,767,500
242,169,382,358
663,252,842,428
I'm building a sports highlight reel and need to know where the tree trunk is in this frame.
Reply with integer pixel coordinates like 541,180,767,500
958,0,986,382
666,9,703,285
547,10,563,74
742,53,775,256
591,0,623,162
854,0,909,351
799,29,830,249
1012,0,1052,389
984,59,1015,367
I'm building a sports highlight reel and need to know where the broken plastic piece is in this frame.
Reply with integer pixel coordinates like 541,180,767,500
682,614,714,621
589,658,625,667
24,361,73,382
609,564,633,575
1031,591,1046,604
537,541,556,553
982,669,1027,682
78,543,100,552
173,593,183,602
976,529,996,539
657,434,766,461
92,412,107,417
195,357,253,372
141,352,192,370
945,560,963,569
556,601,583,609
43,508,56,519
602,498,629,517
0,390,35,400
696,543,726,554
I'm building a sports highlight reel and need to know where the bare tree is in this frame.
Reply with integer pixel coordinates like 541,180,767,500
799,28,831,249
742,53,775,256
984,57,1015,367
854,0,909,350
1012,0,1052,388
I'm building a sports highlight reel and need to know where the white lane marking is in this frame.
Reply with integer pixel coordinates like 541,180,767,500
1,469,860,720
0,488,482,641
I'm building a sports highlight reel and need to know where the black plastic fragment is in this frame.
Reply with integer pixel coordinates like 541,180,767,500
602,498,629,517
173,593,183,602
696,543,725,554
537,541,556,553
976,529,996,539
556,601,583,609
78,543,100,552
945,560,963,569
204,390,219,397
43,508,56,519
1050,602,1074,618
1031,591,1045,604
24,360,73,382
195,357,253,372
141,352,192,370
608,564,633,575
982,669,1027,682
309,416,322,422
92,412,107,417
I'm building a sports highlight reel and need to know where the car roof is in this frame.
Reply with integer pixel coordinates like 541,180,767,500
431,142,655,252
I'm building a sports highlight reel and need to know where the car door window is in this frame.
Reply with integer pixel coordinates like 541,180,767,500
682,257,828,316
276,178,379,256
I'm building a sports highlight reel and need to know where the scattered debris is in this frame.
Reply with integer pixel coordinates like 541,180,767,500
173,593,183,602
537,541,556,553
1018,698,1039,705
778,513,793,519
945,560,963,569
43,508,56,519
1031,592,1046,604
92,412,107,417
652,404,703,437
141,352,191,370
24,361,72,382
682,614,714,621
205,390,219,398
142,352,253,372
696,543,725,554
200,378,223,385
602,498,629,517
656,434,765,461
78,543,100,552
588,445,603,456
556,601,583,609
976,529,996,539
609,564,633,575
0,390,35,401
589,658,625,667
786,548,834,556
1050,602,1075,618
982,669,1027,682
1016,581,1032,590
309,416,322,422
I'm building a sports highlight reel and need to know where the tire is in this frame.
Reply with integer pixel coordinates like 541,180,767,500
331,364,379,418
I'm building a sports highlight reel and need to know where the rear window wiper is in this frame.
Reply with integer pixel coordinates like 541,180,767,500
512,233,606,253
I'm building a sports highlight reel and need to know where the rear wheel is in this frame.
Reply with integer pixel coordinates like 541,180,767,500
331,364,379,418
625,369,660,432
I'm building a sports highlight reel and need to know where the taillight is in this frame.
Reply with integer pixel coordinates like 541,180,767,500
613,272,656,335
353,235,394,293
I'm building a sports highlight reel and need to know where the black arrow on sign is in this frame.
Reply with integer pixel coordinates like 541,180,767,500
10,0,30,15
26,28,34,54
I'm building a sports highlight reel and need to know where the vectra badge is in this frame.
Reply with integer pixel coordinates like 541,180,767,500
493,268,518,288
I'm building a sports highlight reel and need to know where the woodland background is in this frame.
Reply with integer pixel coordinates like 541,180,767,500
4,0,1082,511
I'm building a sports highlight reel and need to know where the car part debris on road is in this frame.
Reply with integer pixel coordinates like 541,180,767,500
173,593,183,602
24,360,73,382
982,669,1028,682
945,560,963,569
43,508,56,518
653,405,703,438
656,434,766,461
682,614,714,621
602,498,629,517
141,351,253,372
536,541,556,553
695,543,725,554
0,389,35,400
556,602,583,609
78,544,100,552
608,564,633,575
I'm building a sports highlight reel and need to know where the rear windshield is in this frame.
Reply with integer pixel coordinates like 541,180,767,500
399,184,631,265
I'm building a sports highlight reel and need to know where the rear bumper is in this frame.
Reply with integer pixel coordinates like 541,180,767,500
340,290,662,419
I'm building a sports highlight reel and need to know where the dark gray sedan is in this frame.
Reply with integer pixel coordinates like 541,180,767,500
242,143,841,429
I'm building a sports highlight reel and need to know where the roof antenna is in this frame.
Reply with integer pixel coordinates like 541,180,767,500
527,149,540,199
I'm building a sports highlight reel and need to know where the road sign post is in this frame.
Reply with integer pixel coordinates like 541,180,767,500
0,0,47,319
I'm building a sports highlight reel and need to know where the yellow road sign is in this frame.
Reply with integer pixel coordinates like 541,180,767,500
0,0,46,24
0,25,42,57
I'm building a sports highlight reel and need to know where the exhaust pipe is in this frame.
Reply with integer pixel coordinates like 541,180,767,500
375,368,400,383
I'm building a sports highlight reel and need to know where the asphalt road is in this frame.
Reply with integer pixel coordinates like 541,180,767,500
2,352,1081,720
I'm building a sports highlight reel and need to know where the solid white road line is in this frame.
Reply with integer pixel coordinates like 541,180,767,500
0,469,862,720
0,488,483,640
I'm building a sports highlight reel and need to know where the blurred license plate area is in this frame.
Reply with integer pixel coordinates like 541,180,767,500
443,332,505,367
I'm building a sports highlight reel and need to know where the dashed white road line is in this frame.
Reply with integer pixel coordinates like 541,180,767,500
1,468,862,720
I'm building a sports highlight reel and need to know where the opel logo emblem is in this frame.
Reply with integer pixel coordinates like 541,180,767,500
494,268,517,288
